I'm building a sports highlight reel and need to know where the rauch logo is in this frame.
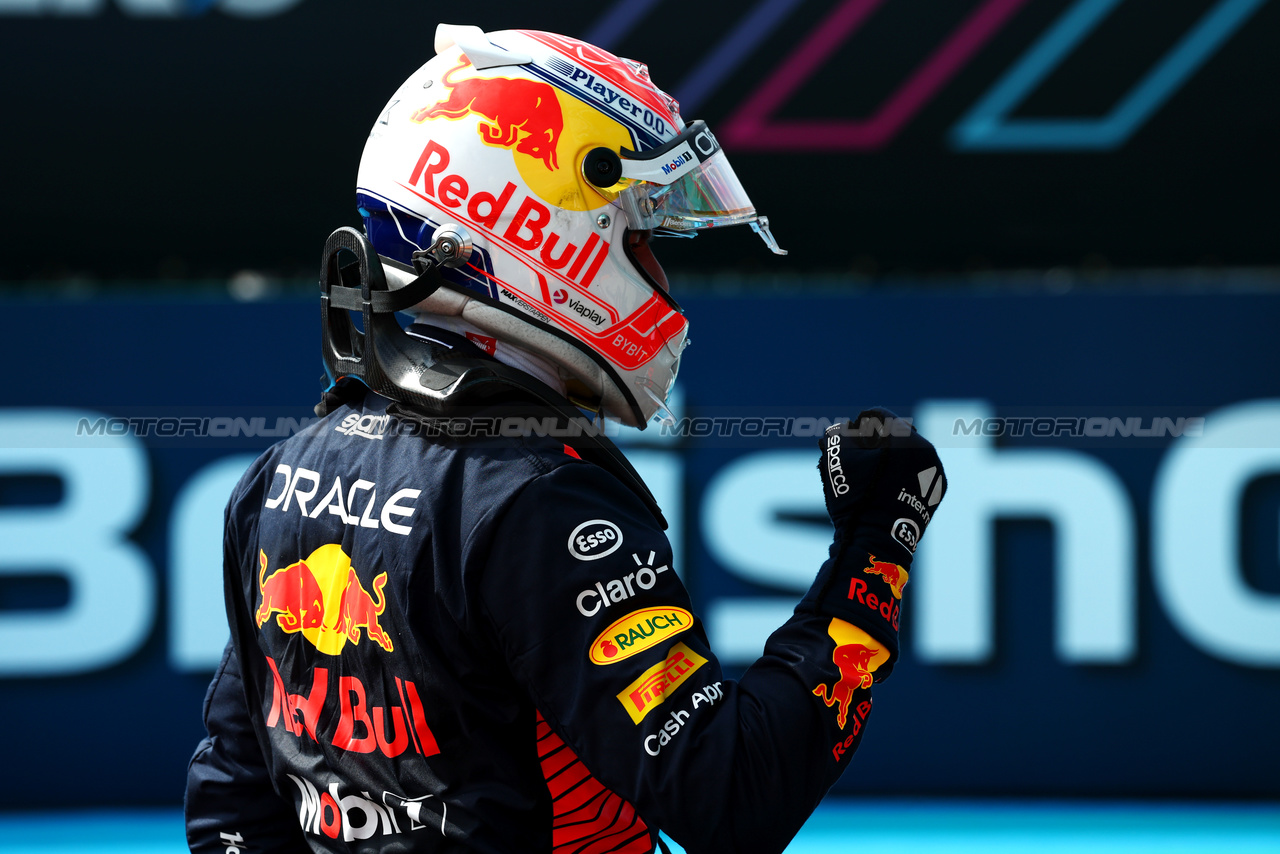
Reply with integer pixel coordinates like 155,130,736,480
589,607,692,664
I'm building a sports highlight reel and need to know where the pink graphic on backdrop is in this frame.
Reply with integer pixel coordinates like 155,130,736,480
721,0,1030,151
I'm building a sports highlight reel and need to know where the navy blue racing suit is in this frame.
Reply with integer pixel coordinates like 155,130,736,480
186,339,891,854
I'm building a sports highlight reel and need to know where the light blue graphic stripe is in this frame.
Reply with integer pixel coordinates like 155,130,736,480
1105,0,1269,137
0,810,184,854
951,0,1271,151
6,802,1280,854
951,0,1121,146
582,0,665,49
672,0,809,114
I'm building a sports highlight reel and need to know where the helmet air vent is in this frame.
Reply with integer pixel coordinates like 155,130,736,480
434,23,533,69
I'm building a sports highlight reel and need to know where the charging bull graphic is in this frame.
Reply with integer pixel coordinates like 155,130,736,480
256,551,325,632
256,545,394,655
812,619,890,729
335,567,393,652
863,555,909,599
413,57,564,171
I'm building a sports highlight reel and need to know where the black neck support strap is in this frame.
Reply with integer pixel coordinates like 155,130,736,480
317,227,666,529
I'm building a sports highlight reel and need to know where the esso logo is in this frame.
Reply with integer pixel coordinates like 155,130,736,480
892,517,921,553
568,519,623,561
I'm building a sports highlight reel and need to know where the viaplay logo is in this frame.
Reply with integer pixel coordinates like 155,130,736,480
256,545,394,654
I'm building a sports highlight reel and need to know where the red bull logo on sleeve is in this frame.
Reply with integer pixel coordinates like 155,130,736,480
863,556,909,599
812,619,889,730
845,554,909,631
256,545,394,655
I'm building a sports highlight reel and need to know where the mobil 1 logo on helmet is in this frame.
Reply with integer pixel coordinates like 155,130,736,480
568,519,623,560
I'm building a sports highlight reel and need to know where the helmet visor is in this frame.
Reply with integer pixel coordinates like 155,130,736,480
642,149,756,232
611,121,785,253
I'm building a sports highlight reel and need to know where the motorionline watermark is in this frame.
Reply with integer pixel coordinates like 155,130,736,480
71,413,904,441
953,416,1205,439
327,413,901,440
70,412,1209,443
328,413,909,440
652,415,894,439
76,415,321,439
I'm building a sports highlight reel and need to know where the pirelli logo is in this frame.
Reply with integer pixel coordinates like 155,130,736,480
616,642,707,724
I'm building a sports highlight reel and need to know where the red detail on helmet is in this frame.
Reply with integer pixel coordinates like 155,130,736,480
578,239,610,288
415,58,564,171
504,197,552,250
517,31,675,122
401,140,615,292
466,332,498,355
565,233,600,281
563,444,581,459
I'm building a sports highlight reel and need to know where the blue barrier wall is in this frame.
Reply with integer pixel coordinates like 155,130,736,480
2,286,1277,807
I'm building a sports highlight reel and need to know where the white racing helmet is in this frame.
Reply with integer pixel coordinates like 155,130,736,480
357,24,784,427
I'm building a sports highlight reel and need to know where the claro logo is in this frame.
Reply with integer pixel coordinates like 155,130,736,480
0,0,304,17
568,519,623,561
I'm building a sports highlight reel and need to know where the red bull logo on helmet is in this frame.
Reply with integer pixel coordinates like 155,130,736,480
410,54,633,214
399,138,687,372
414,57,563,171
812,619,889,730
256,545,394,655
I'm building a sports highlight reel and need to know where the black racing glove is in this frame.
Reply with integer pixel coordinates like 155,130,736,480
807,407,946,676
